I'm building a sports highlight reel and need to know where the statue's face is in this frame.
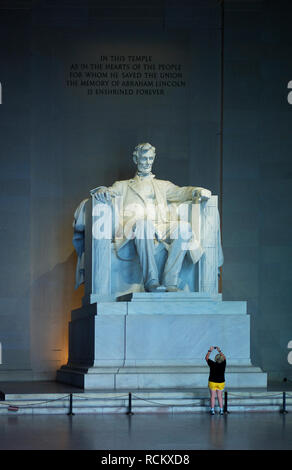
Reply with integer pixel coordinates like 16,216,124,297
134,149,155,176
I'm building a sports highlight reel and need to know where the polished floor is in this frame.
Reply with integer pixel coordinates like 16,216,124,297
0,412,291,450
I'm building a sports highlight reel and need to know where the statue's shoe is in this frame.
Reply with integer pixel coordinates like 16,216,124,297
146,284,167,293
165,285,182,292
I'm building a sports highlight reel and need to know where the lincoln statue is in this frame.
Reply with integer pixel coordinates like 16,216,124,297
89,142,212,293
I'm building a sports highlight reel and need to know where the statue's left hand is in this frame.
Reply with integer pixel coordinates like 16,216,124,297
192,188,212,202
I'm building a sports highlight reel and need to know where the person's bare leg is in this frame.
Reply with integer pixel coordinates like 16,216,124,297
216,390,223,411
210,389,216,409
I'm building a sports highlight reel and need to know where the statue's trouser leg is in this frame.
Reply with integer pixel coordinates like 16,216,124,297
162,221,192,287
133,219,159,289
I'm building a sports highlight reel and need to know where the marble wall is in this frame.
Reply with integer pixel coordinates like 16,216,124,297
222,0,292,382
0,11,32,378
0,0,291,383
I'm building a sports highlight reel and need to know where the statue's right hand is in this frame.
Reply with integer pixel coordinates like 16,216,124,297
90,187,112,203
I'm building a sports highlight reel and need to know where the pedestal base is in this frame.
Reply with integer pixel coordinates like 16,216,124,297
57,293,267,389
57,365,267,390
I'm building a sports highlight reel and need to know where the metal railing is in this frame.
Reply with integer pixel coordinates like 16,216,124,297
0,390,291,415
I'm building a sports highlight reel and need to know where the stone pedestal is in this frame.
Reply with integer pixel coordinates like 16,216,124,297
57,293,267,389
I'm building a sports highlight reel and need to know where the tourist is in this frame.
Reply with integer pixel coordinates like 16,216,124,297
205,346,226,415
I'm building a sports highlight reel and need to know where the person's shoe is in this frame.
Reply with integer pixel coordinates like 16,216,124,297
210,409,215,415
219,409,224,415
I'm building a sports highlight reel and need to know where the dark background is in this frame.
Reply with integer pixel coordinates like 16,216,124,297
0,0,291,384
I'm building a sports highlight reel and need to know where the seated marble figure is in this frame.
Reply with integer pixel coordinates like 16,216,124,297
73,143,223,295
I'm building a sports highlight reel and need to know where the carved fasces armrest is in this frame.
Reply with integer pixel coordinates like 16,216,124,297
91,193,120,242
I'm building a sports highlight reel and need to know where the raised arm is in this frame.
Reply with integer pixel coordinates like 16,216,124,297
205,346,214,363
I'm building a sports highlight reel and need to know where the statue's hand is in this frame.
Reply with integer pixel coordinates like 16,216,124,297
90,186,112,204
192,188,212,202
200,188,212,200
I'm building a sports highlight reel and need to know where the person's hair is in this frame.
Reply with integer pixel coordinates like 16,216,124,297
133,142,156,160
215,354,224,363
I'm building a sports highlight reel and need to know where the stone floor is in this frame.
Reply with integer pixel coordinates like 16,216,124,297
0,412,291,450
0,381,291,450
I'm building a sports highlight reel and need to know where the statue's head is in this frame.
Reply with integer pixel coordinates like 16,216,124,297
133,142,156,176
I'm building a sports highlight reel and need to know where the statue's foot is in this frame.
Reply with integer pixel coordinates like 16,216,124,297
165,285,182,292
146,283,167,293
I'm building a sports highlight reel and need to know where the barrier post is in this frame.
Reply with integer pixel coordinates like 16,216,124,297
223,390,229,414
280,391,288,414
67,393,75,416
126,392,134,415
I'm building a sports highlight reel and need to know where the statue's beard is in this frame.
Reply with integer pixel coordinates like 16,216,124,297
137,167,152,176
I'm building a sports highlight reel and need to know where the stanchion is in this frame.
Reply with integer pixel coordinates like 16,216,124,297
223,390,229,414
280,391,288,414
126,392,134,415
67,393,75,416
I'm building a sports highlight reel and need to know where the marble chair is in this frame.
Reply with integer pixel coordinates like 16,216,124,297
73,195,223,304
